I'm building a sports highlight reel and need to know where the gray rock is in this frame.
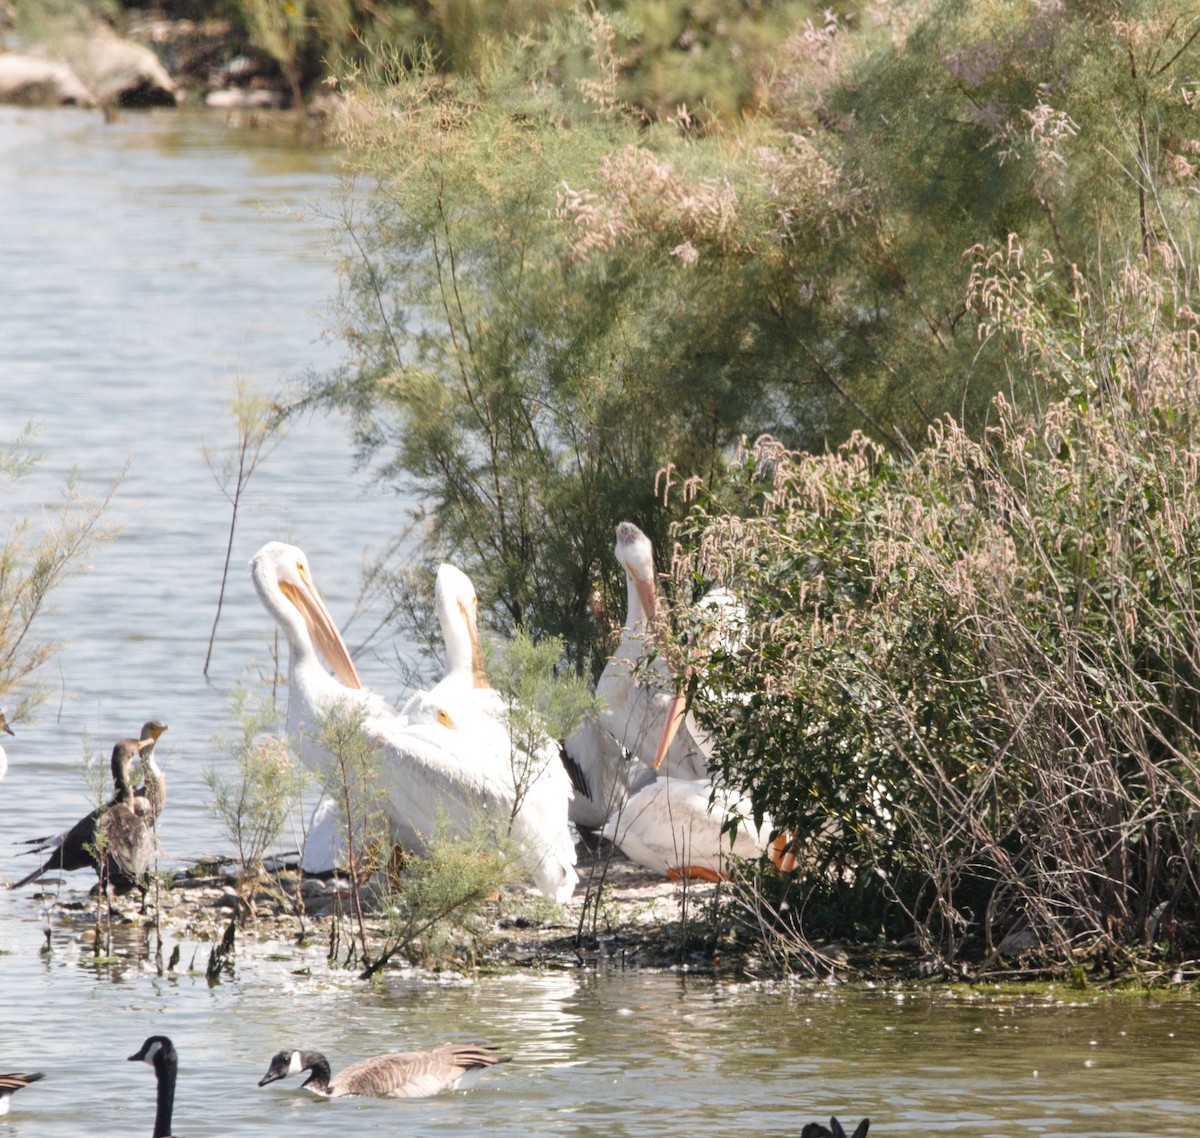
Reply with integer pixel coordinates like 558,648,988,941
74,30,176,107
0,54,93,106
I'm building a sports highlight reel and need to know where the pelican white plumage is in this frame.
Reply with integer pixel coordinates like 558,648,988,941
251,543,500,853
412,562,578,902
250,543,577,900
424,691,578,902
427,562,483,699
601,776,773,881
562,715,644,830
595,522,710,781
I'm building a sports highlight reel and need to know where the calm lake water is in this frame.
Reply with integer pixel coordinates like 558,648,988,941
1,106,1200,1138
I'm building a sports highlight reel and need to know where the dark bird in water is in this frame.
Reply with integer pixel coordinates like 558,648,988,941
801,1119,870,1138
0,1071,44,1116
129,1035,182,1138
11,737,154,896
16,719,168,853
257,1041,511,1099
132,720,169,823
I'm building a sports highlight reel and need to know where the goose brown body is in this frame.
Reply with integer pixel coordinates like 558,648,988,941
258,1042,510,1099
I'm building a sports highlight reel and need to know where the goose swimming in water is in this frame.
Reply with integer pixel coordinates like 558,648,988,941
129,1035,182,1138
0,1071,44,1116
258,1041,510,1099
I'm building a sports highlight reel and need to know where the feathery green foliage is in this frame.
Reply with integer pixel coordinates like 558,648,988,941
0,430,118,722
665,229,1200,970
206,689,307,879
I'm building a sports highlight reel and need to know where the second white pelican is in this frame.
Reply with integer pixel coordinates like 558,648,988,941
596,522,710,781
601,776,773,881
412,561,578,901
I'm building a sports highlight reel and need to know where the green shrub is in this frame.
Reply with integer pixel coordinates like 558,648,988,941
666,238,1200,971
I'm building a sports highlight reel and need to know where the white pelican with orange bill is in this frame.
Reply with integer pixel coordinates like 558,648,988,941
250,542,576,900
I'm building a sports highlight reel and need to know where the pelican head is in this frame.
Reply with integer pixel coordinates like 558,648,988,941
435,563,485,687
614,522,657,626
250,542,362,689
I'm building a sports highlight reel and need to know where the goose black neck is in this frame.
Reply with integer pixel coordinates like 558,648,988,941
300,1052,332,1094
152,1048,176,1138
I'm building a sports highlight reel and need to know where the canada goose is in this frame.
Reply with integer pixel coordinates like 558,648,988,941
11,737,155,893
257,1041,510,1099
0,1071,44,1116
133,720,169,822
128,1035,181,1138
801,1118,870,1138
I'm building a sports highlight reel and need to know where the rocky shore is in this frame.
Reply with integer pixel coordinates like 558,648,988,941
0,14,335,116
28,841,798,984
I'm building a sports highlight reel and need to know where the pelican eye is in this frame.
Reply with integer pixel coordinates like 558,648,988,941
437,708,456,729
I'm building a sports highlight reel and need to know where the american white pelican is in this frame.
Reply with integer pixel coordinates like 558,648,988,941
596,522,711,782
0,711,12,780
250,542,577,900
562,716,652,830
397,561,577,901
12,737,155,893
258,1041,509,1099
601,776,773,881
427,562,484,698
415,689,578,902
650,584,747,772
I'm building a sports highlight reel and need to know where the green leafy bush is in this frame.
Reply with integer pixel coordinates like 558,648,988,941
666,234,1200,971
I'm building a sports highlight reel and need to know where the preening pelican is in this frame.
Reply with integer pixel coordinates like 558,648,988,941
395,561,576,901
427,562,484,698
596,523,710,781
258,1041,509,1099
421,691,578,902
601,777,773,881
250,543,577,900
